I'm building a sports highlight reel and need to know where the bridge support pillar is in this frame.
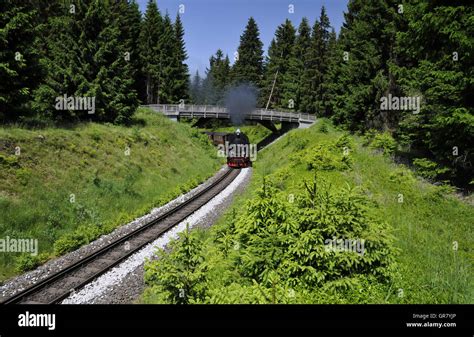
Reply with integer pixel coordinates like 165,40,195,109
257,120,279,133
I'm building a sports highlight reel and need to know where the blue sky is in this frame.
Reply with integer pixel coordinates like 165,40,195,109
136,0,349,76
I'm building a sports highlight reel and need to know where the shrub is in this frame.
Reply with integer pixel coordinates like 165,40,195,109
369,132,397,155
412,158,450,181
0,154,19,167
54,224,103,255
15,253,49,272
304,140,352,171
144,227,208,304
318,121,329,133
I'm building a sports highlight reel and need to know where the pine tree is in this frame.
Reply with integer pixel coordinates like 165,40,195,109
260,19,296,109
232,17,264,88
393,1,473,185
203,49,231,104
172,13,190,104
282,17,311,112
33,0,138,123
190,70,202,104
114,0,143,103
326,0,398,129
139,0,163,104
0,1,42,121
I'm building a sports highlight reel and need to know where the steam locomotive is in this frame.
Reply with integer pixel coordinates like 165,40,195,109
226,129,251,168
205,129,252,168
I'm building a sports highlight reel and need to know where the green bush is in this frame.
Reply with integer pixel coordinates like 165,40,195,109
369,132,397,155
412,158,450,181
54,224,103,255
318,121,329,133
144,227,208,304
0,154,19,167
15,253,49,272
303,138,353,171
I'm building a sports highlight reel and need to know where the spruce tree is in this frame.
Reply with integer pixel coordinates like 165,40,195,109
282,17,311,112
326,0,398,130
172,13,190,104
299,7,333,115
33,0,138,123
139,0,163,104
190,70,202,104
114,0,143,103
393,1,473,185
0,1,42,121
260,19,296,109
159,13,178,104
204,50,231,104
232,17,264,88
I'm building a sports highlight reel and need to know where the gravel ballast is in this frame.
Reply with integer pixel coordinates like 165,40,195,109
62,167,252,304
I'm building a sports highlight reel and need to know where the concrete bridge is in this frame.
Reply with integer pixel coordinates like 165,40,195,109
142,104,316,131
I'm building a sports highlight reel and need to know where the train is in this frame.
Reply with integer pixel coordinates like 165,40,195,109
204,129,252,168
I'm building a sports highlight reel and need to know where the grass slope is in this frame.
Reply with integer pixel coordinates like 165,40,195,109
0,108,223,281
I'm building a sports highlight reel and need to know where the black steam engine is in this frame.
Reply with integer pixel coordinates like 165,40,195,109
204,129,252,168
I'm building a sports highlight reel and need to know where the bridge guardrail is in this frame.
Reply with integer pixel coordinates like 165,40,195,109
142,104,316,123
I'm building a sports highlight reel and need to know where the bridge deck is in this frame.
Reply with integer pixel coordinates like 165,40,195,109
143,104,316,124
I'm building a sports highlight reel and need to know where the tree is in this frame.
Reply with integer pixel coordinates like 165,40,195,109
203,49,231,104
299,7,333,115
172,13,190,103
139,0,163,104
190,70,203,104
260,19,296,109
326,0,398,129
33,0,138,123
114,0,143,103
282,17,311,112
232,17,264,88
159,13,178,104
392,1,474,186
0,1,42,121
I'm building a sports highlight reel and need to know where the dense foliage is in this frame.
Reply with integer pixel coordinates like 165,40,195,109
1,0,190,124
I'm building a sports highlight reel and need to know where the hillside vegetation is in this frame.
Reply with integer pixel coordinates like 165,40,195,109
143,120,473,304
0,108,223,281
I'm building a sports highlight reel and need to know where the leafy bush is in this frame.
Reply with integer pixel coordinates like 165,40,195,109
303,137,353,171
369,132,397,155
143,226,208,304
142,175,396,304
16,253,48,272
0,154,19,167
318,121,329,133
412,158,450,181
54,224,103,255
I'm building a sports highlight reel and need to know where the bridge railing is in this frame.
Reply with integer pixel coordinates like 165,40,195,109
142,104,316,122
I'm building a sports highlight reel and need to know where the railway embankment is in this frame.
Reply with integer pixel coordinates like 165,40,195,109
0,108,223,282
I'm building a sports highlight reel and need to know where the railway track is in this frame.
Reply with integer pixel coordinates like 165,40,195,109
1,167,241,304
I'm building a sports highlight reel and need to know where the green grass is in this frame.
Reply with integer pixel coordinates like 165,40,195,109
0,108,223,281
145,119,473,303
